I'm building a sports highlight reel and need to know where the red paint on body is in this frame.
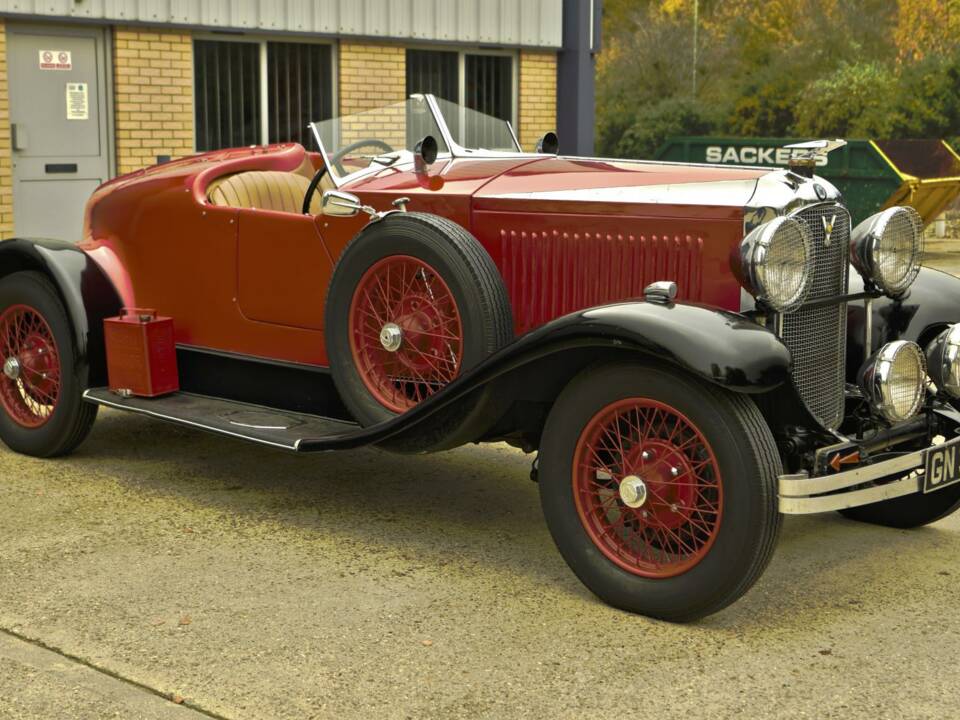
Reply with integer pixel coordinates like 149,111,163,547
82,144,755,368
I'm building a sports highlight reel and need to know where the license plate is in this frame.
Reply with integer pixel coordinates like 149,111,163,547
923,437,960,493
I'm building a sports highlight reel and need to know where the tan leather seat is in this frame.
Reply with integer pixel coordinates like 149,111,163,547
207,169,333,215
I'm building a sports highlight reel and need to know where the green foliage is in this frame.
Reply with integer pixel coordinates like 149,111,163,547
727,69,805,137
792,62,898,138
888,51,960,140
613,98,717,158
596,0,960,156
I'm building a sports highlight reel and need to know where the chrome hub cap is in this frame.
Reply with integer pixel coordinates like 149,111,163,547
2,357,20,381
618,475,648,509
379,322,403,352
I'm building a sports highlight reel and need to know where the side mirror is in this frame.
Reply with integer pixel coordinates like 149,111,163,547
536,131,559,154
321,189,363,217
415,134,438,172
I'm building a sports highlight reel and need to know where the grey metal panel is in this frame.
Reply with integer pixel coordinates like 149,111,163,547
0,0,563,47
313,1,339,34
430,0,457,42
477,0,499,43
519,0,541,47
499,0,521,46
361,0,390,37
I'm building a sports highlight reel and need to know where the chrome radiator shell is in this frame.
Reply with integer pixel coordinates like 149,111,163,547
779,203,851,429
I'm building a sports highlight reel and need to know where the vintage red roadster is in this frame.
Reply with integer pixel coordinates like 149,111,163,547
2,95,960,621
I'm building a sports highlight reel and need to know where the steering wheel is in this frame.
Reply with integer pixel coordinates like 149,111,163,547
329,139,395,176
302,139,395,215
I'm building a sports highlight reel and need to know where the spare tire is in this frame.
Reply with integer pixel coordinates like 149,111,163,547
325,212,513,449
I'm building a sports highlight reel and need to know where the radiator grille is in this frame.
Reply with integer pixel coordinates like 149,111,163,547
781,203,850,428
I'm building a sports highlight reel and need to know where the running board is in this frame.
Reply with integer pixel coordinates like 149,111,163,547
83,389,361,452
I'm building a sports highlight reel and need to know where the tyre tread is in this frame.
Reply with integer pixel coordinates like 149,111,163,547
539,362,783,622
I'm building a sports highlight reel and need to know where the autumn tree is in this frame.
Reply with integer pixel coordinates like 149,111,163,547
597,0,958,157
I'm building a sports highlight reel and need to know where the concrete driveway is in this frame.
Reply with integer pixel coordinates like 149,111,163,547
2,407,960,720
2,253,960,719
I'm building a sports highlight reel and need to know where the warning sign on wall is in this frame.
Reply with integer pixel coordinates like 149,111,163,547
66,82,88,120
39,49,72,70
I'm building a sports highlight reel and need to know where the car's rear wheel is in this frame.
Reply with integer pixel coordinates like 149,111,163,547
0,271,97,457
538,363,782,621
326,212,512,450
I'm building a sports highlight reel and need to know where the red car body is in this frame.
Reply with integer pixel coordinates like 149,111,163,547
80,142,760,365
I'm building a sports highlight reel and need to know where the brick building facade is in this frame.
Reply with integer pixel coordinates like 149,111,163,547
0,0,574,241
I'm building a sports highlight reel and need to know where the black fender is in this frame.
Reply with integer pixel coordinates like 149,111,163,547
846,267,960,379
0,238,123,387
482,300,792,392
302,300,792,452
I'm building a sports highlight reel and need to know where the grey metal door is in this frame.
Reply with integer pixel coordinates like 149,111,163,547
8,24,112,241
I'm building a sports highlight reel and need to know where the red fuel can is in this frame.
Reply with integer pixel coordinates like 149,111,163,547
104,308,179,397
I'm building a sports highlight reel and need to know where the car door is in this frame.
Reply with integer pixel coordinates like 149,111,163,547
236,209,333,330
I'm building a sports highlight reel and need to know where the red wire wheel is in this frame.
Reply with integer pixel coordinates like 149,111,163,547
348,255,464,413
0,304,62,428
572,397,724,579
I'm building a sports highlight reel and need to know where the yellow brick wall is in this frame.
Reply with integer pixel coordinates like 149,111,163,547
0,20,13,238
518,50,557,152
338,42,407,152
114,27,193,176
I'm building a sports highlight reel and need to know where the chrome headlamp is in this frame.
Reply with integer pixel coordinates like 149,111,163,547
850,206,923,296
735,216,813,313
859,340,926,423
925,324,960,398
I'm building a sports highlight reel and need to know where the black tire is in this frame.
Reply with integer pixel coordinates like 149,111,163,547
0,271,97,457
838,481,960,528
538,363,782,622
325,212,512,449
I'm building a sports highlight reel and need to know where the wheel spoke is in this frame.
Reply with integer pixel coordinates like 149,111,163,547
0,305,62,428
349,256,465,413
573,397,723,579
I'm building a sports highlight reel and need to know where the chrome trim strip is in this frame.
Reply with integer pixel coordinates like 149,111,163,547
779,474,920,514
780,449,923,497
778,444,929,514
423,93,459,156
483,178,763,205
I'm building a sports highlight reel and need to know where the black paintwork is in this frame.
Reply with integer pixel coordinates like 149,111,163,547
296,299,793,451
176,345,350,421
847,267,960,380
87,300,793,453
0,238,122,387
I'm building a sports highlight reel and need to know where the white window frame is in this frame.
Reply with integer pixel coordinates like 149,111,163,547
192,33,337,152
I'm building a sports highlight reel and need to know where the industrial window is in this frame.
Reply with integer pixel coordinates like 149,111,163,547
194,39,334,152
406,49,459,103
405,48,516,143
194,40,260,151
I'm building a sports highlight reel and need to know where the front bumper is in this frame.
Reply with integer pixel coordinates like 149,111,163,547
779,448,926,514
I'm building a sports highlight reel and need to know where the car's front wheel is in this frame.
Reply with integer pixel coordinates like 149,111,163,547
538,363,782,622
0,271,97,457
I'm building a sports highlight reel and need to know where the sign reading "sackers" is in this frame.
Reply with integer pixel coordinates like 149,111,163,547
705,146,828,167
